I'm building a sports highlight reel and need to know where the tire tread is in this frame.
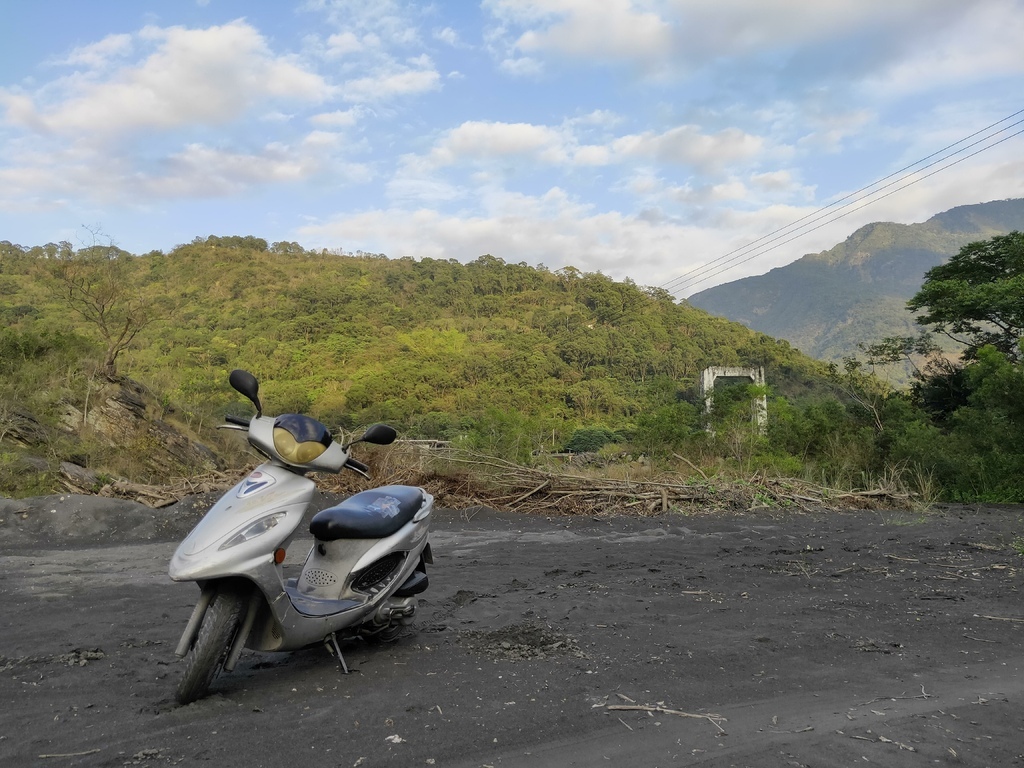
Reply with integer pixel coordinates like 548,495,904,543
175,584,245,704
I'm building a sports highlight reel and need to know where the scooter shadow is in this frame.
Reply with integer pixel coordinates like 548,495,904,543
196,635,410,702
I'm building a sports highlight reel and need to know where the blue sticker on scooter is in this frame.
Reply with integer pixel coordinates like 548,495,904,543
238,471,277,498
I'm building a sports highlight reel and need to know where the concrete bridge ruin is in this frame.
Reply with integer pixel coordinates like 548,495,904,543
699,366,767,433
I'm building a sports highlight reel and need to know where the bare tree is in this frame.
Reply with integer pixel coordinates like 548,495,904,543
45,230,150,378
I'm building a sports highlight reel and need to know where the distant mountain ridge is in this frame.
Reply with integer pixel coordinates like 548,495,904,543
687,198,1024,361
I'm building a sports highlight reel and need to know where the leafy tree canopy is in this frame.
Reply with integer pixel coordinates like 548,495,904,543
908,231,1024,360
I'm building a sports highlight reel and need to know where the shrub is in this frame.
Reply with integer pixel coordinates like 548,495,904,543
563,427,620,453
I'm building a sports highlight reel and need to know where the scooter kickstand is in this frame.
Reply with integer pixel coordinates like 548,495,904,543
327,632,349,674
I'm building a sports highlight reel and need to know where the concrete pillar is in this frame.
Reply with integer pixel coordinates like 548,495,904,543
699,366,767,433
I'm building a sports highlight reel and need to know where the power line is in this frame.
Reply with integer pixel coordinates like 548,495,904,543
671,126,1024,298
663,111,1024,295
661,108,1024,298
670,125,1024,297
662,109,1024,295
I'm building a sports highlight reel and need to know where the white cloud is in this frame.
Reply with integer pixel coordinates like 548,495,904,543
326,31,366,56
260,111,295,123
510,0,673,63
307,3,445,101
159,143,310,191
612,125,765,172
483,0,993,83
707,180,749,202
386,175,464,204
425,121,568,167
2,21,333,140
306,0,423,47
414,118,769,176
341,59,440,101
795,109,875,153
572,144,611,166
749,170,808,196
566,109,622,129
310,106,365,127
434,27,461,47
617,168,763,209
864,0,1024,96
0,94,42,132
662,0,955,52
56,33,134,69
499,56,544,77
297,185,730,282
0,128,369,207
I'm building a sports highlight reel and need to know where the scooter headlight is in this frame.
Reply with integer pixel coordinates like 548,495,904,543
273,428,328,463
273,414,331,464
219,512,287,550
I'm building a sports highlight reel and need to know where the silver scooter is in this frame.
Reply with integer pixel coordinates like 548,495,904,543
168,369,433,704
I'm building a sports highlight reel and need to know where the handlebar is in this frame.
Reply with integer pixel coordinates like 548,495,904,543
346,457,370,474
225,414,250,426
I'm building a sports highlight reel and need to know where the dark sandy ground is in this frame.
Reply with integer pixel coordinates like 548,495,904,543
0,493,1022,768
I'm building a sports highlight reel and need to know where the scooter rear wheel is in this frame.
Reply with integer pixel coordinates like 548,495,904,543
366,622,405,644
175,583,246,704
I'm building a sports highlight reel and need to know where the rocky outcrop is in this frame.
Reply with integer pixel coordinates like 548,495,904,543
59,376,222,479
1,405,52,447
4,375,223,499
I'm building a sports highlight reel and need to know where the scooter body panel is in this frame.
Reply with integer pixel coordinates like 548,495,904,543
168,464,314,582
250,494,433,651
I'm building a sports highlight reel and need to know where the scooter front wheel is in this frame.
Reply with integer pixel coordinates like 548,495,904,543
175,582,246,704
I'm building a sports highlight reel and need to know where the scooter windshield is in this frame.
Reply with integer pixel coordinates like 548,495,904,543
273,414,332,464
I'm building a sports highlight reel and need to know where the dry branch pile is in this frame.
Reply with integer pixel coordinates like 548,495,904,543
71,442,920,514
318,444,919,517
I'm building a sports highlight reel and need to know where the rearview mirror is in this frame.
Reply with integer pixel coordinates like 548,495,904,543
228,369,262,415
359,423,397,446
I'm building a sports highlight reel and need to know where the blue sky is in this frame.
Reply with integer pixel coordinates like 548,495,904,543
1,1,1022,296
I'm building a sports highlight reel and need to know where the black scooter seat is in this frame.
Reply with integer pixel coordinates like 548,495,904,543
310,485,424,540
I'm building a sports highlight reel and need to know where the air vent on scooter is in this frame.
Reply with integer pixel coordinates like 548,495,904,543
303,568,338,587
352,553,404,593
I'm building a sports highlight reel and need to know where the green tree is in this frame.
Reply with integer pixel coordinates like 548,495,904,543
860,333,941,379
826,358,890,434
866,232,1024,499
887,346,1024,501
908,231,1024,361
632,402,699,457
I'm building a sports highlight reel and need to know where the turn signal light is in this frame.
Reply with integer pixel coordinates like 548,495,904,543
274,548,287,564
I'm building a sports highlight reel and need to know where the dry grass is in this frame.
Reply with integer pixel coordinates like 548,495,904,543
83,441,922,514
317,443,920,517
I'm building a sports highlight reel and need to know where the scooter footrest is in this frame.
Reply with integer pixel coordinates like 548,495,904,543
395,570,428,597
284,586,362,618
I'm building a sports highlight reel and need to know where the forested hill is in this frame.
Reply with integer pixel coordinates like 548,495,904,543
688,198,1024,360
1,236,827,453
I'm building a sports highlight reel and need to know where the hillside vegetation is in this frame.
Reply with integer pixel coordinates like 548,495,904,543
1,237,825,420
2,231,1024,505
1,236,829,483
